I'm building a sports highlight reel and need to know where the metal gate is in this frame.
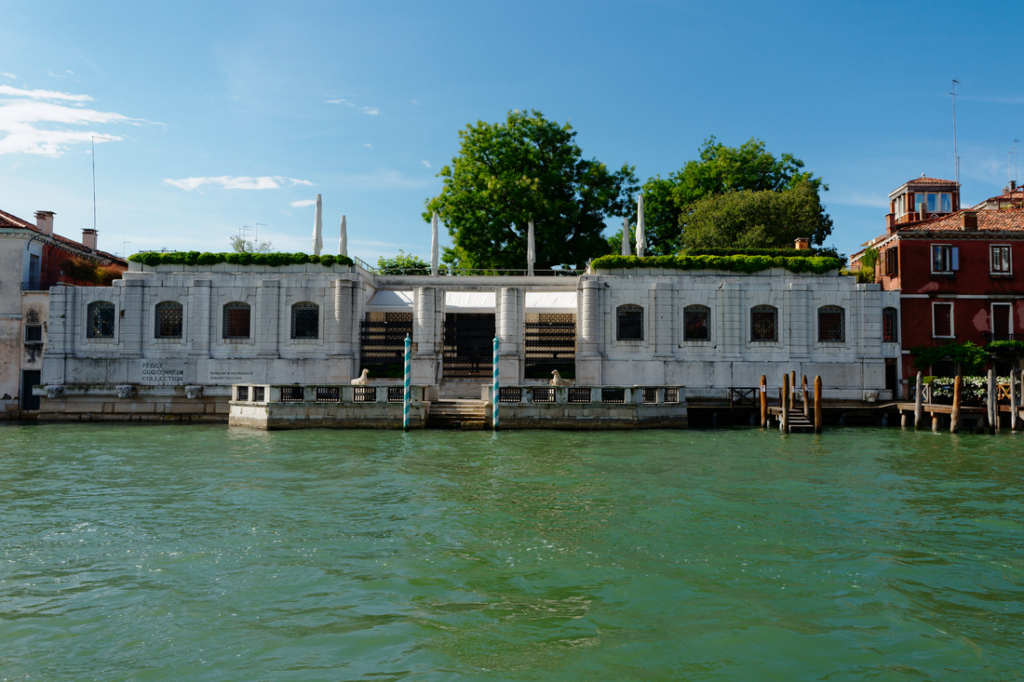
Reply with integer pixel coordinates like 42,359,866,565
443,313,495,377
359,313,412,378
524,314,576,379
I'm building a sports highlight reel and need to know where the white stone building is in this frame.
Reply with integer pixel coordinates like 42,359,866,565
37,258,899,423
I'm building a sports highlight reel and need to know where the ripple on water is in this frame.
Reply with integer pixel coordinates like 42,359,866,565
0,423,1022,681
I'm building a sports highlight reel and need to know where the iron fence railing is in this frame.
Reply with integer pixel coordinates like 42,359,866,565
983,333,1021,342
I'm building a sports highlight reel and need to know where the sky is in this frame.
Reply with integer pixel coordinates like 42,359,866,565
1,0,1022,264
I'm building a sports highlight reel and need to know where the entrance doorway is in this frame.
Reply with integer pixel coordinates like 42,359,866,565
21,370,41,411
443,313,495,378
884,359,897,396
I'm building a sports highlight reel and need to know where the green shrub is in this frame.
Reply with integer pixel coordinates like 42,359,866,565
909,341,988,374
589,254,843,275
987,339,1024,359
683,247,842,260
128,252,354,268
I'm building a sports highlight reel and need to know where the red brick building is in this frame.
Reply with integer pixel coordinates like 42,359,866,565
853,177,1024,380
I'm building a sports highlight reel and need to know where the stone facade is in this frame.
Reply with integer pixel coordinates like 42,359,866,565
37,260,900,423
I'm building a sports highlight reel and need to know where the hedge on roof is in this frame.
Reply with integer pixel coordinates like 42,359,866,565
683,247,841,259
589,254,843,274
127,252,354,268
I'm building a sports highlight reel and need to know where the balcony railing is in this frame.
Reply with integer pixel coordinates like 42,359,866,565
21,281,51,291
983,333,1021,342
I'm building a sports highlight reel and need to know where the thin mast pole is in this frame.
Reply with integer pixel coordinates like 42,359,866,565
91,136,97,231
951,79,961,186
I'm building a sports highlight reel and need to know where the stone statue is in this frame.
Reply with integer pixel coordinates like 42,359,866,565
863,390,879,403
45,385,64,400
115,385,136,399
550,370,572,386
351,369,370,386
184,385,204,400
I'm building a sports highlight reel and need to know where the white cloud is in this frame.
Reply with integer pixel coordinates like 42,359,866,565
410,99,419,106
326,98,354,107
0,72,15,80
0,85,92,101
361,107,379,115
0,86,144,155
364,143,372,148
421,160,431,168
289,199,318,207
164,176,313,191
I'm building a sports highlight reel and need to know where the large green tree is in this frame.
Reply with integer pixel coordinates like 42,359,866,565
679,180,834,249
425,110,639,270
607,136,832,255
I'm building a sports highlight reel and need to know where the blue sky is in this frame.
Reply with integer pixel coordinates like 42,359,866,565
1,0,1021,263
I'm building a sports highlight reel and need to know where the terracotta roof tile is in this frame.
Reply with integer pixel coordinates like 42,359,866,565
0,207,126,265
900,208,1024,232
0,208,37,230
905,176,957,186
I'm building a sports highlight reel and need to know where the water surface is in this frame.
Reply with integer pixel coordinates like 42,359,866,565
1,424,1022,680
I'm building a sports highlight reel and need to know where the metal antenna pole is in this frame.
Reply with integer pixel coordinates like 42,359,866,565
950,79,961,186
91,136,97,231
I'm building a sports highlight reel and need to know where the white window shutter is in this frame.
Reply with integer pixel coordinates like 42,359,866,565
952,247,959,271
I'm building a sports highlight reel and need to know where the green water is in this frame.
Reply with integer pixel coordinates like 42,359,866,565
1,425,1022,681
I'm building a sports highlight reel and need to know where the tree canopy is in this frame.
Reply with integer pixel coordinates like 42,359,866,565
425,110,638,270
608,136,832,255
377,251,431,275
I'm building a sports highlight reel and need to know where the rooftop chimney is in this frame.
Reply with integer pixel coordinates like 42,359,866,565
794,237,811,250
918,202,928,220
35,211,54,237
82,228,97,251
1011,180,1017,191
961,211,978,230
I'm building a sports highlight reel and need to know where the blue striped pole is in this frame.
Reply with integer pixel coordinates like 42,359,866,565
403,334,411,430
492,336,499,430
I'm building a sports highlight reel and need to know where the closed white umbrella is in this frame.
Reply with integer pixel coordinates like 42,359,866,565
527,219,535,276
312,194,323,256
339,214,347,257
636,194,647,258
621,216,631,256
431,212,439,276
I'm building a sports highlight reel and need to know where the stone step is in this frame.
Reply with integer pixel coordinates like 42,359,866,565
426,400,489,429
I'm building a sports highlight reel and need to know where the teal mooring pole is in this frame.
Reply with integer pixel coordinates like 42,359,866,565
403,334,411,430
492,336,499,430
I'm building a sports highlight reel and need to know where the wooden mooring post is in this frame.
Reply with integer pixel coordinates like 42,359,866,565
950,375,962,434
914,372,923,431
802,375,809,418
759,374,767,428
814,375,822,434
782,373,790,434
790,371,797,410
988,369,998,434
1012,369,1020,432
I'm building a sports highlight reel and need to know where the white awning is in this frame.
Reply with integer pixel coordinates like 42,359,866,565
445,291,495,312
525,291,577,312
365,290,413,311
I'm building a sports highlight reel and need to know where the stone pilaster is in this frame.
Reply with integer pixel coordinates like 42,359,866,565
330,278,353,356
718,283,743,359
189,280,211,358
119,279,144,358
497,287,523,383
577,278,604,384
787,283,810,359
256,280,279,358
653,282,674,359
412,286,440,384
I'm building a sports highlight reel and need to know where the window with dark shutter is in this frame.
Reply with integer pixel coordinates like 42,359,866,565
750,306,778,342
291,302,319,339
818,306,845,343
223,303,251,339
616,305,643,341
882,307,898,342
86,302,115,338
683,305,711,341
933,302,953,337
154,302,183,339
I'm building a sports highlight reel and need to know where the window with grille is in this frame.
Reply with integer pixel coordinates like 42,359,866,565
683,305,710,341
882,307,898,342
223,303,251,339
642,387,658,404
280,386,304,402
252,386,265,403
87,301,115,338
933,302,953,337
24,325,42,342
387,386,405,403
353,386,377,403
991,245,1012,274
602,388,625,404
236,386,249,401
291,302,319,339
568,387,592,403
499,387,522,403
818,306,845,343
616,305,643,341
316,386,340,402
154,301,183,339
664,387,679,403
750,306,777,343
532,387,555,403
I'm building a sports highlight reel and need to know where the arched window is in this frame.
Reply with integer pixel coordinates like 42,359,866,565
291,302,319,339
683,305,711,341
616,304,643,341
223,302,251,339
750,305,778,342
818,306,845,343
86,301,115,338
154,301,183,339
882,307,898,343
